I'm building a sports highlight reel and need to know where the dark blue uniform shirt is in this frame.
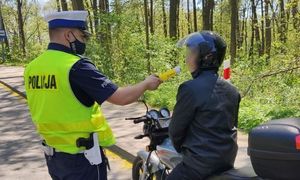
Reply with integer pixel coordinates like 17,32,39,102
48,43,118,107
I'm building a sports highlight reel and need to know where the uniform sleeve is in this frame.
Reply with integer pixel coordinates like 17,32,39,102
69,59,118,105
169,83,195,153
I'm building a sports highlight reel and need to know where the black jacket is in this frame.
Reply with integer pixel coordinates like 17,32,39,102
169,70,240,171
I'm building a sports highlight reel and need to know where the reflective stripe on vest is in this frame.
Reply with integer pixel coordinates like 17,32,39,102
24,50,115,154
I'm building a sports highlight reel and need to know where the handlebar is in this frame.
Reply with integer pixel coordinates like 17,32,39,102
133,117,147,124
125,116,145,120
125,116,148,124
126,116,170,124
134,134,148,139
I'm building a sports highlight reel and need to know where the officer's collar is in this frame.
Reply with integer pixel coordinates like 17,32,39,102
48,43,73,54
191,69,218,79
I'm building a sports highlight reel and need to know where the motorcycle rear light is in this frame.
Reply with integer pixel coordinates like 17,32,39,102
296,135,300,150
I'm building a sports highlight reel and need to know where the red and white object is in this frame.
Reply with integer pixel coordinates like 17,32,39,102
296,135,300,150
223,60,231,81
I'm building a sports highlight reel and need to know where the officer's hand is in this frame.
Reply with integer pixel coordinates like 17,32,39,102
143,75,162,91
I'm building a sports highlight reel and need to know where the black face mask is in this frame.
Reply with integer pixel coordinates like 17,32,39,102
69,32,86,55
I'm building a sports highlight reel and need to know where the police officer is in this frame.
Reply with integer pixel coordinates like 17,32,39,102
167,31,241,180
24,11,161,180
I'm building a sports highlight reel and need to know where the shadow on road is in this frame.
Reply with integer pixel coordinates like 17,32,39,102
0,88,49,180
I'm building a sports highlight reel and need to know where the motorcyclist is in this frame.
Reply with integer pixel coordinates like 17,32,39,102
167,31,241,180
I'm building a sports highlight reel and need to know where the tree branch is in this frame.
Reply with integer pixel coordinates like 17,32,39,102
242,64,300,98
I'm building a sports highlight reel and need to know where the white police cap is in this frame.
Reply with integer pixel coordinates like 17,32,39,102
44,11,88,30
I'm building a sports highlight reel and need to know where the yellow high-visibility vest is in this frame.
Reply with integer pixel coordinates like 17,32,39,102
24,50,115,154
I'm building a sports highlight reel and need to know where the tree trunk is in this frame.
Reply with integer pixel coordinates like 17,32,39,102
176,0,180,37
114,0,121,14
286,1,290,33
270,0,277,40
219,0,223,35
240,4,246,48
202,0,214,30
230,0,238,64
193,0,197,31
252,0,260,42
260,0,265,54
144,0,151,74
265,0,272,59
61,0,68,11
72,0,84,10
92,0,98,33
187,0,191,33
16,0,26,56
209,0,214,30
291,0,299,32
33,0,42,45
279,0,287,42
56,0,61,12
250,0,261,57
162,0,167,37
149,0,154,34
244,3,248,55
84,1,94,34
237,1,241,48
169,0,179,38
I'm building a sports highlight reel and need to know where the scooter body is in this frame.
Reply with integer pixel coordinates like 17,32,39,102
135,138,180,176
136,138,260,180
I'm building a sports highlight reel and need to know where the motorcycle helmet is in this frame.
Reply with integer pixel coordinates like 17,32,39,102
177,31,227,71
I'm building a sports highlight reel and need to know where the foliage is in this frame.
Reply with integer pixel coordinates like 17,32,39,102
1,0,299,131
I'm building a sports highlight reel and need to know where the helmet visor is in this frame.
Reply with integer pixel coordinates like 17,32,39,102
176,32,206,48
176,36,189,48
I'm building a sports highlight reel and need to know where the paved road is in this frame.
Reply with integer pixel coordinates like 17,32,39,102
0,65,253,179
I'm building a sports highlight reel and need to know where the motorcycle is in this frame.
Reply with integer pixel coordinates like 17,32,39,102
126,101,262,180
